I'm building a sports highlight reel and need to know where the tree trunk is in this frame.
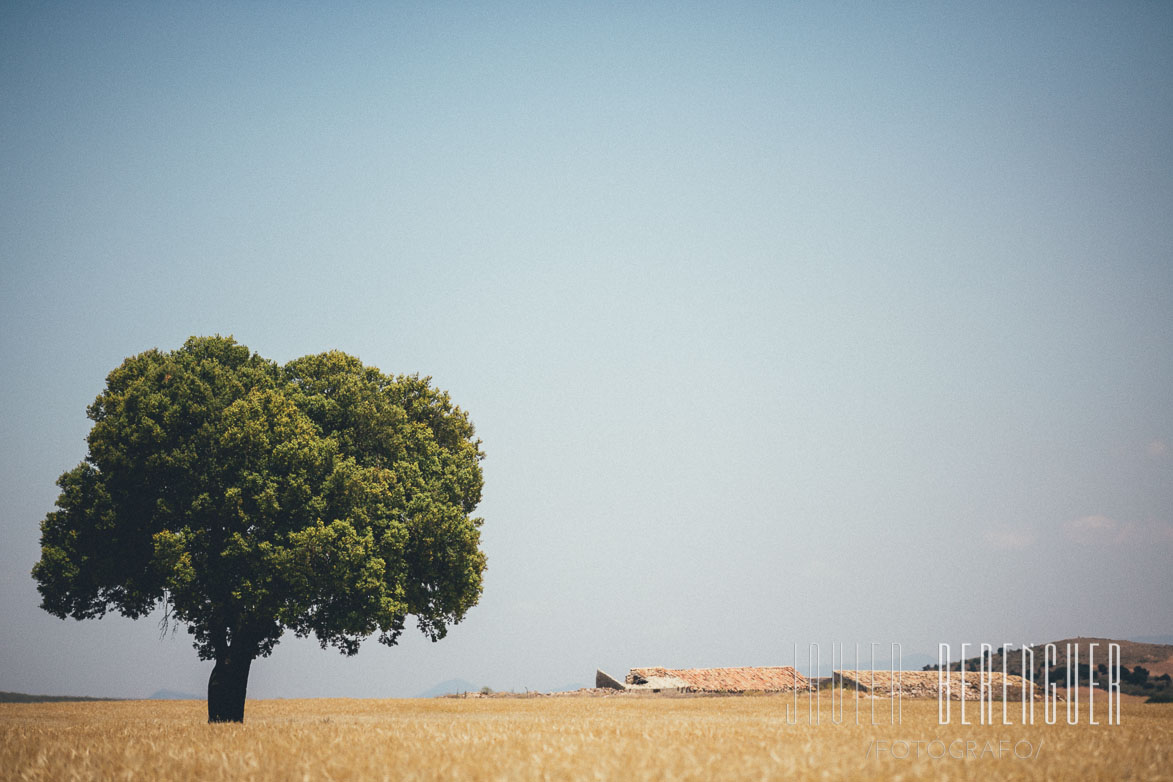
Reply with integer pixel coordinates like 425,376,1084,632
207,652,253,723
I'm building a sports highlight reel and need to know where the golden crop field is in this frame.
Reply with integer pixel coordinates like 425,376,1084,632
1,696,1170,781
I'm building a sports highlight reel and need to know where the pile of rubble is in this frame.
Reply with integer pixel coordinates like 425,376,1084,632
578,664,1071,701
547,687,632,697
833,670,1043,700
596,666,810,694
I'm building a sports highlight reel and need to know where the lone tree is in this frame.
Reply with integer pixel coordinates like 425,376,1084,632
33,336,486,722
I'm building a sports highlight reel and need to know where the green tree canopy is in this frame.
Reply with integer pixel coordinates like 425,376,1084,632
33,336,486,721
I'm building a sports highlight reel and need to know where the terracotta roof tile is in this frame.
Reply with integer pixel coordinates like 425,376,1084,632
626,666,808,692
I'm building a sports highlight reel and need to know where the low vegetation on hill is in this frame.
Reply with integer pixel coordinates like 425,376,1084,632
0,691,117,703
921,638,1173,702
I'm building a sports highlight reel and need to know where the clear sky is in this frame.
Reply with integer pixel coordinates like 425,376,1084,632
2,2,1171,698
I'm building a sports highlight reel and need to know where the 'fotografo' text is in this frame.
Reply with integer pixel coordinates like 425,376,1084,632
865,738,1044,760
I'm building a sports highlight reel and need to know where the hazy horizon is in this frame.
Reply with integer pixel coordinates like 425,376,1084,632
10,631,1173,700
3,2,1171,699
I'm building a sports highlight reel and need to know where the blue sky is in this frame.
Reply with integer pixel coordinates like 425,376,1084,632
2,2,1171,698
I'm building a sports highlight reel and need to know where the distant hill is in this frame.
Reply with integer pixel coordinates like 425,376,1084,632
922,637,1173,701
551,682,590,693
927,637,1173,671
0,691,120,703
1018,638,1171,672
148,689,203,700
416,678,478,698
1,689,204,703
864,651,937,671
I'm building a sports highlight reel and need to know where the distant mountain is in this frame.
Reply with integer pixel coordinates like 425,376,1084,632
416,678,477,698
891,652,937,671
148,689,203,700
551,682,589,693
793,651,939,675
919,637,1173,700
926,637,1173,671
0,691,118,703
1130,635,1173,646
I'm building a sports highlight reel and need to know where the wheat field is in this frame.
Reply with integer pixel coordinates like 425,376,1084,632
1,696,1169,781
